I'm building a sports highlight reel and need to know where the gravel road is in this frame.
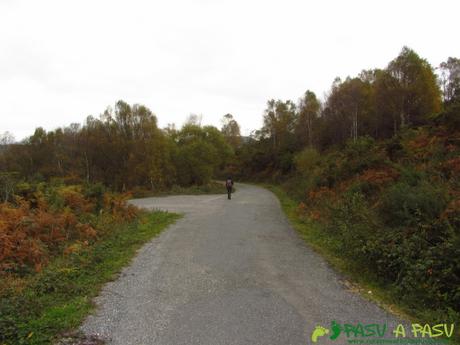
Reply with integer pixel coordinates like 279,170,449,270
80,183,402,345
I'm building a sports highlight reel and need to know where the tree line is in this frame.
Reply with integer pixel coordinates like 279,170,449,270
1,47,459,191
0,103,241,197
237,47,459,177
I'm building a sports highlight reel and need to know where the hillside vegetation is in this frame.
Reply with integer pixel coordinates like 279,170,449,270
279,126,459,322
231,48,460,328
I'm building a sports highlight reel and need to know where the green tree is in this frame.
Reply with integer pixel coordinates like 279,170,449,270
320,77,374,146
439,57,460,105
261,99,297,172
374,69,402,137
296,90,320,147
221,113,242,148
262,99,296,151
386,47,441,127
173,124,232,185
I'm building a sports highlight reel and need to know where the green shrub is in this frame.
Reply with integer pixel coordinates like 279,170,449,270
398,165,425,186
346,180,376,198
365,219,460,315
294,147,321,175
380,180,449,227
83,182,106,212
340,137,384,177
431,102,460,130
327,192,380,261
317,152,341,188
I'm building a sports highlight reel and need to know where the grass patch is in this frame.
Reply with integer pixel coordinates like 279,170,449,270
0,211,180,345
265,184,459,344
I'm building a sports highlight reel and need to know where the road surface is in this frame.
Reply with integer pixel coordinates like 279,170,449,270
81,184,401,345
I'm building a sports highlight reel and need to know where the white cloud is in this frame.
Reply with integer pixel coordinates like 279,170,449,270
1,0,459,139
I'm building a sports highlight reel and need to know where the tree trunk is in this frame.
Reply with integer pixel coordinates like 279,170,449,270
400,111,405,128
84,151,90,183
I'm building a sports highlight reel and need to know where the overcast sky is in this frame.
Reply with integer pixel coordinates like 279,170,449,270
1,0,459,140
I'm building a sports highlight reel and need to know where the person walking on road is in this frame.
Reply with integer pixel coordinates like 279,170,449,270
225,176,234,200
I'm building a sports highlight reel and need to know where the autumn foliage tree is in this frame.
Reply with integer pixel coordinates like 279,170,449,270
221,113,242,148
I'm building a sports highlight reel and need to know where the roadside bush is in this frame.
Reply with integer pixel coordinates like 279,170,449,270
380,180,449,227
339,137,385,178
294,147,321,174
432,103,460,130
0,183,138,276
82,182,106,212
327,192,381,261
103,192,137,221
315,152,341,188
365,218,460,314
